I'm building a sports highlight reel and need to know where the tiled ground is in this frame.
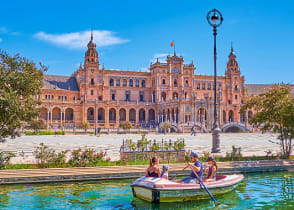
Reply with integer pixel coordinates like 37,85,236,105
0,133,283,164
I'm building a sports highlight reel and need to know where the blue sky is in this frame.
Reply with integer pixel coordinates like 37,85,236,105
1,0,293,84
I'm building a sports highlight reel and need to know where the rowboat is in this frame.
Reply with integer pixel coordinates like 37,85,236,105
131,174,244,203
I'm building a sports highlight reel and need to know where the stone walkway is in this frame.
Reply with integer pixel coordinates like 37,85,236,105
0,133,282,164
0,160,293,184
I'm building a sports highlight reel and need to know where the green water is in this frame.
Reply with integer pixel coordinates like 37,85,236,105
0,171,293,209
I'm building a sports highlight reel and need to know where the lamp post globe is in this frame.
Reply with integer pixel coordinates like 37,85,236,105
207,9,223,153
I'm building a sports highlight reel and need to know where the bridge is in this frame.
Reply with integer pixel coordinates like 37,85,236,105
222,122,252,133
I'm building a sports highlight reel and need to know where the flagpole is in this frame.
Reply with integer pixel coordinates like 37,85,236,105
174,41,175,55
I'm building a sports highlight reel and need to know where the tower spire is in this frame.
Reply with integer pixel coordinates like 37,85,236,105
231,41,233,52
91,29,93,41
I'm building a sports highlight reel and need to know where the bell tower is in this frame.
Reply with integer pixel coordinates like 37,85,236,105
226,46,239,76
84,30,99,69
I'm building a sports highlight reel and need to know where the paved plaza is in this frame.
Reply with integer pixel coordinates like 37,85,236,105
0,133,283,164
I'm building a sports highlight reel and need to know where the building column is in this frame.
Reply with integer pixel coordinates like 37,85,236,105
105,106,109,128
115,108,119,128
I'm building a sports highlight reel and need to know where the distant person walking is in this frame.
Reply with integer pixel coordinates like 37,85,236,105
191,126,197,136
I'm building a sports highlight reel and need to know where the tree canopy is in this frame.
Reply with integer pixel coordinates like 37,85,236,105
0,50,46,139
241,84,294,158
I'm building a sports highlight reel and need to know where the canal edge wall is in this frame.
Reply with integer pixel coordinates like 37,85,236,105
0,159,293,185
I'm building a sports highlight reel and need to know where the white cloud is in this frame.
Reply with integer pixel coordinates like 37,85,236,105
151,53,168,63
34,30,129,49
0,38,2,42
140,67,149,72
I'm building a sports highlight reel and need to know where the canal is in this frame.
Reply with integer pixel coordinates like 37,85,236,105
0,171,293,209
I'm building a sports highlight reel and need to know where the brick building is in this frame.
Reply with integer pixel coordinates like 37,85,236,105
39,33,250,131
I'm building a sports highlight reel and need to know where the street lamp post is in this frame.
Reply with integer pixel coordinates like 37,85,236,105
207,9,223,153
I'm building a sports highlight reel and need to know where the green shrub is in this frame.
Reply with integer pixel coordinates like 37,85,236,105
68,148,108,167
25,130,64,135
119,121,133,130
0,150,15,169
33,143,67,168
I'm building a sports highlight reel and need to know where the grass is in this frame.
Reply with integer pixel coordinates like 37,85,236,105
25,130,65,135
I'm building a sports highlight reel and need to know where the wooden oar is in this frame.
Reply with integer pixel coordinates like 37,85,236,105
189,165,217,203
170,166,189,180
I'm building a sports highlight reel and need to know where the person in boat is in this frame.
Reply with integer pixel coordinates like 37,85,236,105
204,157,217,182
145,156,160,177
160,165,169,179
182,152,204,183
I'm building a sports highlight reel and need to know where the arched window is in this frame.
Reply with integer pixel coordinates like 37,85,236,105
197,83,200,89
185,80,189,86
141,80,146,88
202,83,205,90
123,79,127,87
174,79,177,87
129,79,133,87
207,83,211,90
116,79,120,87
135,80,139,87
109,78,114,86
90,78,94,85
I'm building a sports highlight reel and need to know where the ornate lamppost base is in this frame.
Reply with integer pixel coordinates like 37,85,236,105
211,127,221,153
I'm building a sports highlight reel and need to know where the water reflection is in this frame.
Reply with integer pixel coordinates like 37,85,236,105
0,171,293,209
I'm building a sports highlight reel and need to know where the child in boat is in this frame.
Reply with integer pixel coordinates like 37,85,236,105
204,157,217,182
160,165,169,179
145,156,160,178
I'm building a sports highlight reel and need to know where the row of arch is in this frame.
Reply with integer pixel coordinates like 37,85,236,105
86,107,155,123
109,78,146,88
40,107,74,121
222,110,253,124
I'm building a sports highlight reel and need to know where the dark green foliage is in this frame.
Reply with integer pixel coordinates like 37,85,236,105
241,84,294,158
0,50,46,139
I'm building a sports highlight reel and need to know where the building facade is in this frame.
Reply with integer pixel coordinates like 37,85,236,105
39,34,250,131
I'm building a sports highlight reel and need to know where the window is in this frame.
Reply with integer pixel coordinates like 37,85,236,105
228,100,231,104
227,83,230,89
139,91,144,102
98,96,102,101
202,83,206,90
135,80,139,87
82,75,86,82
123,79,127,87
197,83,200,89
91,78,94,85
185,80,189,86
142,80,146,88
90,90,94,95
129,79,133,87
45,95,47,99
185,71,188,74
109,78,114,86
58,96,61,100
162,79,166,85
111,94,115,100
90,110,94,115
218,84,221,90
116,79,120,87
125,92,130,101
235,95,238,100
174,79,177,87
73,96,76,100
207,83,211,90
235,85,238,91
64,96,67,101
